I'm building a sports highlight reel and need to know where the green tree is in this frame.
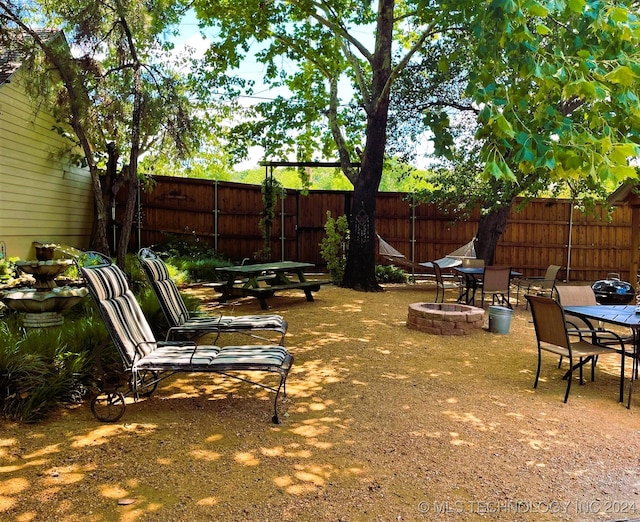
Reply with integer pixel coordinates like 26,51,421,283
192,0,640,282
0,0,198,266
393,1,640,263
193,0,448,291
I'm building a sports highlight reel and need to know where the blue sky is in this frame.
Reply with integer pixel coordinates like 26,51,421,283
174,11,296,103
173,13,292,168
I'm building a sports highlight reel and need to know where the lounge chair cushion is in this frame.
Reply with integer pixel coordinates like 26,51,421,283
82,264,158,364
135,343,219,368
84,263,130,301
135,344,290,371
142,256,171,280
179,314,288,330
141,257,191,326
208,345,290,371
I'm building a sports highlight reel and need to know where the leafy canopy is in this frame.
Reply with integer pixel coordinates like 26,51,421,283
386,0,640,224
190,0,640,194
469,0,640,185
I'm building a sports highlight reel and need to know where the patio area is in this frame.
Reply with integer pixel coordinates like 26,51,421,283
1,282,639,520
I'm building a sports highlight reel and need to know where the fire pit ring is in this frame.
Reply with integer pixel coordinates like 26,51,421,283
407,302,485,335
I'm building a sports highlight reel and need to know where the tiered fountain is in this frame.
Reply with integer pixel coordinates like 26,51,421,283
0,242,88,327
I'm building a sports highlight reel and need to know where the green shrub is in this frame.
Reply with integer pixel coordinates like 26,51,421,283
155,230,218,260
124,253,150,293
320,211,349,285
167,256,227,283
0,308,108,422
149,232,232,284
375,264,409,284
137,287,166,331
0,256,18,283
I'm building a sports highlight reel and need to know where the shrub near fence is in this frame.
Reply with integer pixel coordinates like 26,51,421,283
117,175,634,283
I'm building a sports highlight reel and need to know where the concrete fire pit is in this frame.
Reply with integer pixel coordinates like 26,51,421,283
407,302,485,335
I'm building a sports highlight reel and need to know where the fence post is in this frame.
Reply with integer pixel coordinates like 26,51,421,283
566,198,574,282
280,187,285,261
411,193,416,281
213,180,218,252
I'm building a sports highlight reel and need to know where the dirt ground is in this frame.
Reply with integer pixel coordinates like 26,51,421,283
2,282,640,522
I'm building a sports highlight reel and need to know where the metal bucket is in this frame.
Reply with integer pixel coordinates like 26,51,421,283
488,305,513,334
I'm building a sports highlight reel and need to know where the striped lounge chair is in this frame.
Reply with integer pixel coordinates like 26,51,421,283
81,252,293,424
137,248,287,345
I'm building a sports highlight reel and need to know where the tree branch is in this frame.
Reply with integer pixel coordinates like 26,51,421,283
327,76,358,184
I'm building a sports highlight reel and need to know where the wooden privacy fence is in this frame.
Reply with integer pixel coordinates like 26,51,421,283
120,175,634,283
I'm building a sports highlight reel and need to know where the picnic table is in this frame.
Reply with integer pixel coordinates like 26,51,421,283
215,261,327,309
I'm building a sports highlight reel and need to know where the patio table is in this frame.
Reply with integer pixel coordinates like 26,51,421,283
563,304,640,406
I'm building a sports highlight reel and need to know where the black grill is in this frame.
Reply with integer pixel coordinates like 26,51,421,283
591,279,635,305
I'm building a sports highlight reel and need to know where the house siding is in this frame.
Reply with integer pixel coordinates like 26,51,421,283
0,67,93,260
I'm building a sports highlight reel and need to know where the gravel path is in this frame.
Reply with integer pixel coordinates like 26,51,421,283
2,283,640,521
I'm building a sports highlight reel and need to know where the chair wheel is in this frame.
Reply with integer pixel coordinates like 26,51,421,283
91,391,126,422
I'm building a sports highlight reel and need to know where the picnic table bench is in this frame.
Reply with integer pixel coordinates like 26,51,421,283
215,261,328,309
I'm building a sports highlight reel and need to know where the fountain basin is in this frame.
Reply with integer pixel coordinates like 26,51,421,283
1,286,88,327
14,259,74,289
34,242,58,261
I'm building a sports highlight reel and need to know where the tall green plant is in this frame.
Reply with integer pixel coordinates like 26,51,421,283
320,211,349,285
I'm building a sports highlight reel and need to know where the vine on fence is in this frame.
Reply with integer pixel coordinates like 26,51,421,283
257,176,286,260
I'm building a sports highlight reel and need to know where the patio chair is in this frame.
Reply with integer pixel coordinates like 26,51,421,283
555,285,601,334
481,266,512,308
555,284,635,366
432,260,462,303
137,248,287,345
516,264,561,307
526,295,623,403
80,252,293,424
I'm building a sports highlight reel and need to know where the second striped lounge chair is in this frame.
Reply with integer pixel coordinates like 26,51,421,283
137,249,287,345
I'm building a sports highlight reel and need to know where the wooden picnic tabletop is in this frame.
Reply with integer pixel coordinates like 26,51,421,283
215,261,314,275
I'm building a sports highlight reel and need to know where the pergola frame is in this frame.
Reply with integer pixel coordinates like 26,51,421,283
260,161,361,261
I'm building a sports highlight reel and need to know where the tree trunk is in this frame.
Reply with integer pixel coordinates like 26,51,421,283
474,205,512,265
87,162,110,256
116,66,143,268
341,0,394,292
342,158,384,291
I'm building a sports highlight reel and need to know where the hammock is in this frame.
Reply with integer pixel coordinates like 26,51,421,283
377,235,476,271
